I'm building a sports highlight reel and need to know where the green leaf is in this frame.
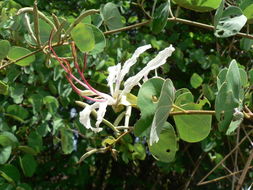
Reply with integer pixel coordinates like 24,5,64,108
10,83,24,104
0,81,8,95
190,73,203,89
215,82,238,131
150,79,175,145
0,146,11,165
28,131,43,153
17,183,32,190
240,38,253,51
7,46,35,66
175,91,194,106
60,127,74,154
132,143,146,160
249,69,253,85
89,24,106,55
28,94,43,114
239,68,248,87
137,77,164,117
226,60,241,101
240,0,253,23
0,164,20,182
71,23,105,54
0,40,11,60
19,154,37,177
172,0,222,12
102,136,116,147
43,96,59,114
202,84,215,101
100,2,123,30
134,115,153,137
149,122,178,163
0,132,18,147
6,105,29,122
173,104,212,142
71,23,95,52
214,0,224,28
17,146,37,156
152,2,170,34
214,6,247,38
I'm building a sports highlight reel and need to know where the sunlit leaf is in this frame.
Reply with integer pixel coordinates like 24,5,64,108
7,46,35,66
172,0,222,12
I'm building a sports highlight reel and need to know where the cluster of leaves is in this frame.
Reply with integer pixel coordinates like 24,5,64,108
0,0,253,189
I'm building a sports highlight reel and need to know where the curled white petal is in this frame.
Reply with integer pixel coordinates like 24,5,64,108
117,45,152,89
107,64,121,95
122,45,175,94
79,102,103,133
95,101,108,128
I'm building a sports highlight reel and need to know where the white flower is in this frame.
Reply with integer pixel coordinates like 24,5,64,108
79,44,175,132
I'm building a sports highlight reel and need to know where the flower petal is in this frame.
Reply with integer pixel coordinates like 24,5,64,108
107,64,121,95
95,101,108,128
122,45,175,94
79,102,103,133
117,45,152,90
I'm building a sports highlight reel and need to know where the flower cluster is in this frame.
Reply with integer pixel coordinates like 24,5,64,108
49,39,175,132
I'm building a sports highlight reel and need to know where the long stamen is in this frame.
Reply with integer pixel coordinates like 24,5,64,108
70,42,103,96
48,31,106,102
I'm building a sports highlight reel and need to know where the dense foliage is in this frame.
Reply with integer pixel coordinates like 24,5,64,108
0,0,253,189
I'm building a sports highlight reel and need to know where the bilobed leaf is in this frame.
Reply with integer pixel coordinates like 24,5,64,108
240,0,253,23
0,81,8,95
71,23,95,52
137,77,165,117
89,25,106,55
215,6,247,38
190,73,203,89
149,122,178,163
60,127,74,154
19,154,37,177
175,91,194,106
0,40,11,60
172,0,222,12
173,104,212,142
100,2,123,30
152,2,170,34
71,23,105,54
7,46,35,66
150,79,175,145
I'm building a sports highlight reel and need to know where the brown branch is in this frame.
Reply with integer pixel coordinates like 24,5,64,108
170,110,216,116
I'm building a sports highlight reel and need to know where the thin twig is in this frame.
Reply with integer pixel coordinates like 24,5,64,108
236,149,253,190
198,166,253,185
198,130,253,186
